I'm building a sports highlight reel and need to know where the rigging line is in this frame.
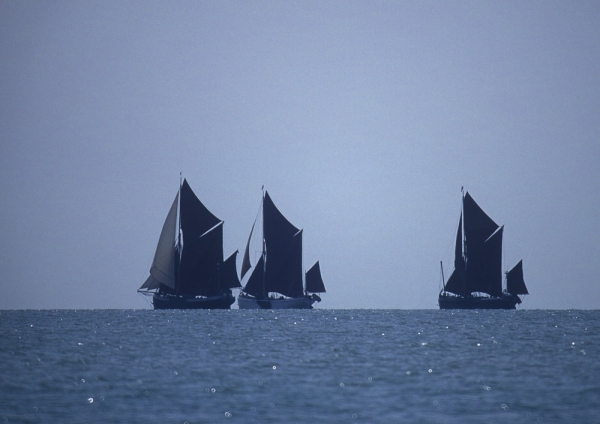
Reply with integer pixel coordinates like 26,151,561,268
137,291,154,307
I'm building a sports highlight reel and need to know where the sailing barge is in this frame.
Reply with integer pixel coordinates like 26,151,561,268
138,179,240,309
439,191,528,309
238,191,326,309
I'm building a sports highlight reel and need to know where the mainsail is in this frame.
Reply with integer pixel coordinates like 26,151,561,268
263,192,303,297
179,222,223,296
221,250,242,290
463,192,501,296
473,226,503,296
242,255,265,298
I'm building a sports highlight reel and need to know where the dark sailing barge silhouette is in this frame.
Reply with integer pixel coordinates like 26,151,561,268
439,191,529,309
237,191,326,309
138,179,240,309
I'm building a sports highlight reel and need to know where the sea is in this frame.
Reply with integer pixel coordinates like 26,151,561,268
1,309,598,423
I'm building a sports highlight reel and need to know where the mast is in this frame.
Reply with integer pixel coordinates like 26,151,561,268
440,261,446,289
176,177,182,295
262,188,266,298
461,190,466,271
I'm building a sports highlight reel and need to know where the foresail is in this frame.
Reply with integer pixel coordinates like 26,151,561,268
139,275,161,291
241,220,256,280
305,261,326,293
454,212,464,270
144,192,178,290
444,269,467,296
221,250,242,289
507,260,528,295
443,211,467,296
243,255,265,298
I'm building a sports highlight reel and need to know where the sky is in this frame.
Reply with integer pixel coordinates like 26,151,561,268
1,1,599,310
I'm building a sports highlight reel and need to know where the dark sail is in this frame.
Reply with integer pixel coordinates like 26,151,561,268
444,269,466,296
221,250,242,289
507,260,528,295
179,223,223,296
463,192,499,247
444,212,468,296
471,226,503,296
196,223,224,296
463,192,501,296
244,255,265,298
306,261,326,293
263,192,303,297
176,179,227,296
274,230,303,297
180,179,221,243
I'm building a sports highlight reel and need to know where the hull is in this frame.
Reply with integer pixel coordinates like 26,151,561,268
153,293,235,310
438,293,521,310
238,294,318,309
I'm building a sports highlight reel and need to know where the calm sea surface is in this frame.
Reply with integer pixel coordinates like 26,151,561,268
1,309,598,423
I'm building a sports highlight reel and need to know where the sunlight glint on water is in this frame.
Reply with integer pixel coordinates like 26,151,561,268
0,309,598,422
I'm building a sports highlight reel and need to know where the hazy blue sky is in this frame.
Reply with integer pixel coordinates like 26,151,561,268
1,1,599,309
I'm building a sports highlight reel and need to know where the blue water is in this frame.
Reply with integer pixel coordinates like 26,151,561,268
1,309,598,423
